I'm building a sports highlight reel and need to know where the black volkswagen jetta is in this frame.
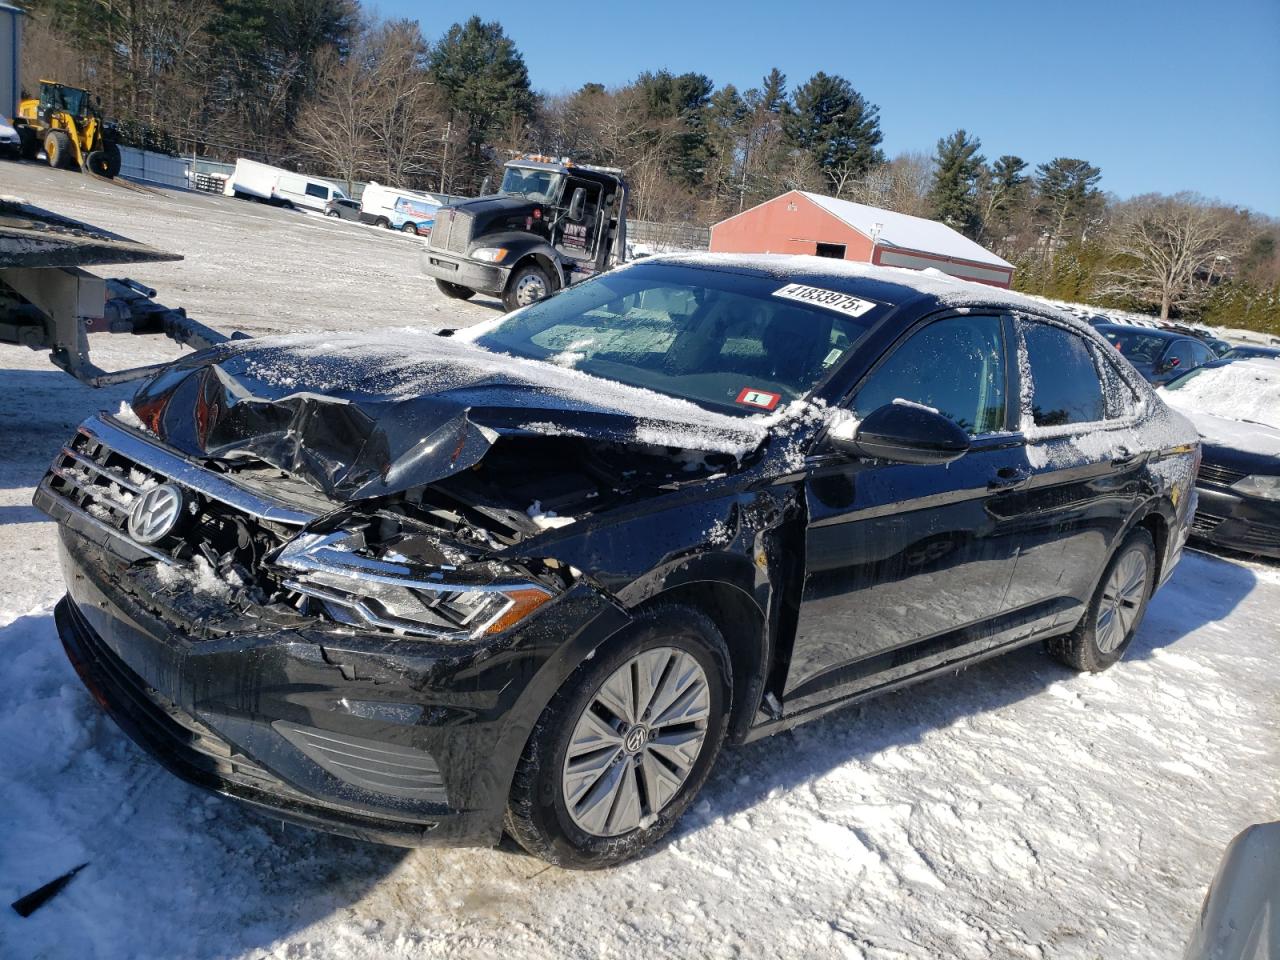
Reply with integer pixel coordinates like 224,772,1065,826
36,255,1199,868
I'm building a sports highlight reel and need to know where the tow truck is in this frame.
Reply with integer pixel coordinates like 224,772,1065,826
421,156,628,311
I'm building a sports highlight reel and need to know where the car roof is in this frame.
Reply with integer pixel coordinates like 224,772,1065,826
643,253,1083,326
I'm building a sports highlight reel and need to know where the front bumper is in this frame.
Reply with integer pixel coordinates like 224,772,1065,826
52,526,626,847
1190,484,1280,558
419,249,510,295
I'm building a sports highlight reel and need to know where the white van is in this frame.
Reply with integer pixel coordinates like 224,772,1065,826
225,158,348,213
360,181,456,228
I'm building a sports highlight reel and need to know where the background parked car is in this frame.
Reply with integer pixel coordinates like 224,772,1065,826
1097,323,1216,385
1160,359,1280,558
0,116,20,159
1223,344,1280,361
324,197,361,221
391,196,437,235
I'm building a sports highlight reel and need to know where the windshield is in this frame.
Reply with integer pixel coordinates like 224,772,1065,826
1163,361,1280,430
1102,329,1171,363
464,263,880,413
500,166,563,203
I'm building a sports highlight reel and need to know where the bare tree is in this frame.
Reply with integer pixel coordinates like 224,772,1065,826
842,152,934,215
293,46,372,190
1101,193,1242,319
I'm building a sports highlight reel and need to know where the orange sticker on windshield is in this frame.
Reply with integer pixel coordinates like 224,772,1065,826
737,388,781,410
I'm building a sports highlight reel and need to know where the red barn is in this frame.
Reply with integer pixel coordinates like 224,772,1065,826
710,190,1015,288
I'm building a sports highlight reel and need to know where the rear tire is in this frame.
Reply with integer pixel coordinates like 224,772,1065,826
435,279,475,300
18,126,38,160
1046,528,1155,672
85,149,109,177
326,210,340,218
102,143,121,178
504,605,731,869
502,263,553,312
44,130,73,170
375,217,390,229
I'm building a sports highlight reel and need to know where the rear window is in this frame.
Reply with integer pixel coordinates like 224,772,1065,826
1022,321,1106,427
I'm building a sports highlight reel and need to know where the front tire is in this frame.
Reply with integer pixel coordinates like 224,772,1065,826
505,605,731,869
435,279,475,300
503,263,553,312
401,221,418,234
44,130,73,169
1047,528,1155,672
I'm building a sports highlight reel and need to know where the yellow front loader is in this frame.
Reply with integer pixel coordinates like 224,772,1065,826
15,81,122,178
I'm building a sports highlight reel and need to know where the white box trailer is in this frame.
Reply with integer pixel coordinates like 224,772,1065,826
224,158,348,213
360,181,456,227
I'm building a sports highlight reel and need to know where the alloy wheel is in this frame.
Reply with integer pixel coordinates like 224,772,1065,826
561,647,711,837
1095,548,1149,653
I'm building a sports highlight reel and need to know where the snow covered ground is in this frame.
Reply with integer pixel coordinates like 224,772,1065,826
1,163,1278,960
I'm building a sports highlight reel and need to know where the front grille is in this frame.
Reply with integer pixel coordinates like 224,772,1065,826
1190,511,1225,536
429,209,472,254
1237,522,1280,549
1197,462,1247,487
48,431,169,555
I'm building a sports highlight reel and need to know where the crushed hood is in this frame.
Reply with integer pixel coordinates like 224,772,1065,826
130,331,768,501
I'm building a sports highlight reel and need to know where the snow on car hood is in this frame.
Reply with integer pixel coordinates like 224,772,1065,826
129,330,771,500
1159,360,1280,457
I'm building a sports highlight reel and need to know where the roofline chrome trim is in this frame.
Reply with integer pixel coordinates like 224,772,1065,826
83,414,317,526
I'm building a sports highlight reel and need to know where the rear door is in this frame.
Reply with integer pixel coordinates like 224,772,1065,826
785,312,1033,713
999,315,1148,620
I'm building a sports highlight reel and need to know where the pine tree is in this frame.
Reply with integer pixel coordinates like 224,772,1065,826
427,16,536,188
977,154,1028,245
785,72,884,193
928,129,985,236
1035,157,1104,244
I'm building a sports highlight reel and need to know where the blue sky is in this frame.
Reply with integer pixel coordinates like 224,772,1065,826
382,0,1280,216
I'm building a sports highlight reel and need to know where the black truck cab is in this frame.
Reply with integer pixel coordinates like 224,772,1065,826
420,157,628,311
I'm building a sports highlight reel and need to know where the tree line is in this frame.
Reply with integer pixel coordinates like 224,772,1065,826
16,1,1278,332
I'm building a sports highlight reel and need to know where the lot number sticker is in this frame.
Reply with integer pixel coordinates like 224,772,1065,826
736,388,781,410
773,283,878,318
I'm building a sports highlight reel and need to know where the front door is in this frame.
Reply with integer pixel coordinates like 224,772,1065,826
785,313,1033,714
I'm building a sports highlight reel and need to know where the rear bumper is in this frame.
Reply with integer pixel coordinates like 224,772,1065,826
1190,484,1280,558
419,249,509,295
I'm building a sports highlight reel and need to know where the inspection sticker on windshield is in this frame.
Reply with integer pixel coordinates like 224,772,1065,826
772,283,878,317
736,388,781,410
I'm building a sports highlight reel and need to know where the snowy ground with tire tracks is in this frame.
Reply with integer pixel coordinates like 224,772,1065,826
1,162,1277,959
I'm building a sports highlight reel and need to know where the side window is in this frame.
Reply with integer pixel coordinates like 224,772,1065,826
854,315,1007,436
1188,342,1213,367
1021,321,1106,427
1162,341,1196,371
1095,347,1141,419
305,183,328,200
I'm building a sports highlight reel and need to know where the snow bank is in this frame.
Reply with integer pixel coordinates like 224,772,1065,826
1159,360,1280,432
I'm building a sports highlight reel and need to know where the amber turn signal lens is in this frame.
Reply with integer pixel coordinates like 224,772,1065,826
484,588,553,635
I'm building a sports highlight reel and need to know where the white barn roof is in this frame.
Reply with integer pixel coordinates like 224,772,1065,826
799,192,1014,270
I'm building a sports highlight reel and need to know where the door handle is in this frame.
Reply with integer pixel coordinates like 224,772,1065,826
1111,446,1141,467
988,466,1031,490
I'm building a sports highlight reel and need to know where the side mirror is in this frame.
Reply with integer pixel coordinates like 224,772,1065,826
828,401,970,465
1160,355,1182,373
479,176,492,196
568,187,587,222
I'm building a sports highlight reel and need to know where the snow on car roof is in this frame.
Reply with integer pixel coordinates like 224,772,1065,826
799,192,1015,269
647,252,1077,323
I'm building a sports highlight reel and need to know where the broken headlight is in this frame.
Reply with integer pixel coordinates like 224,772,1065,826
275,531,552,639
1232,474,1280,501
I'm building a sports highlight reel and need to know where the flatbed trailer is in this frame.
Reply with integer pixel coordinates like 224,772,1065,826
0,197,234,385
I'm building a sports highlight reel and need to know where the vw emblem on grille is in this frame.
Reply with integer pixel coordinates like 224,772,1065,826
127,483,184,545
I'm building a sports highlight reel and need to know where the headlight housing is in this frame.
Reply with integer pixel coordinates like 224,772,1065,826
471,247,508,263
276,531,553,639
1232,474,1280,501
